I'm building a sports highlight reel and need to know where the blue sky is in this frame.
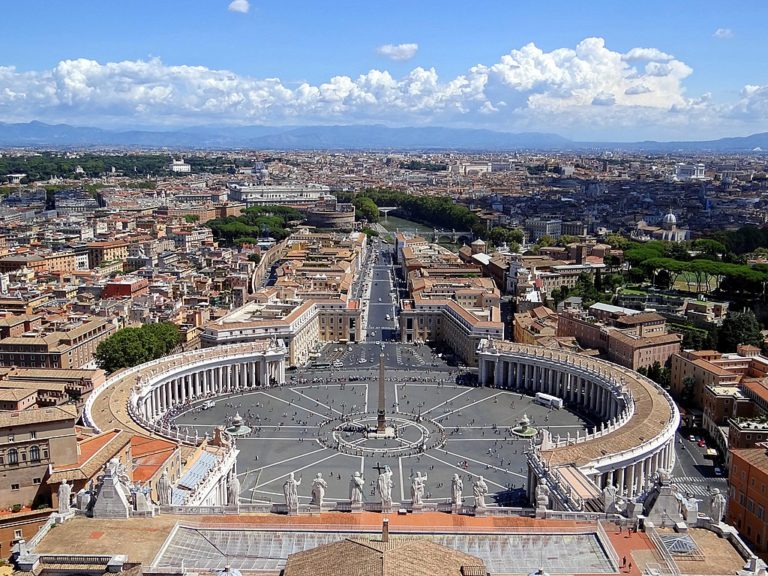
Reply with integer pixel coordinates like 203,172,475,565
0,0,766,140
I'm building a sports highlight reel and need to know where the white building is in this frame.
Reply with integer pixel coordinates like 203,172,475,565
169,159,192,173
227,183,331,207
674,163,706,181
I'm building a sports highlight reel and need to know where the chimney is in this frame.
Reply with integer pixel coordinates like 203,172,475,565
382,518,389,543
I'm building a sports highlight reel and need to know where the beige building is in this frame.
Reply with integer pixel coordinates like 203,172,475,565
557,305,682,370
0,317,115,369
201,231,366,366
0,405,78,508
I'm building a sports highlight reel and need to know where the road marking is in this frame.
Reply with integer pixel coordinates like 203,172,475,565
247,447,328,473
290,388,343,415
253,451,342,490
420,452,508,490
421,388,475,416
255,390,331,419
440,446,526,479
434,392,504,421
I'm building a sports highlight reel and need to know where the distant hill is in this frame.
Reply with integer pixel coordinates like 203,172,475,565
0,120,767,152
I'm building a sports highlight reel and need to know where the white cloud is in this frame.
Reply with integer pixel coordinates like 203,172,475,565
713,27,733,39
228,0,250,14
376,43,419,61
1,37,761,139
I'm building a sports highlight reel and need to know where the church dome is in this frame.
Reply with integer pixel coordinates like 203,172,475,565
662,211,677,227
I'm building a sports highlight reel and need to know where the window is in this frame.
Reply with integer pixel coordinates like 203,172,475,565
10,484,19,491
30,431,36,440
8,434,13,442
13,530,21,539
7,449,18,465
32,478,41,485
29,446,40,462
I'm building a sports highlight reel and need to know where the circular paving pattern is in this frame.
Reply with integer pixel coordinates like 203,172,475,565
170,364,593,508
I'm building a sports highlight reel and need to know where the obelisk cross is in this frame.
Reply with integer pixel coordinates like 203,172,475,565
377,352,386,433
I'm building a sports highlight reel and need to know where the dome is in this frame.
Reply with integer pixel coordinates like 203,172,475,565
471,239,486,246
662,211,677,226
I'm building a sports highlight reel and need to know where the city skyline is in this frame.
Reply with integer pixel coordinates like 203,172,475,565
0,1,767,141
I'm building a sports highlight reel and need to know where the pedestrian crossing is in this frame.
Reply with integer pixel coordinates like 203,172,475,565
395,347,426,367
671,477,727,497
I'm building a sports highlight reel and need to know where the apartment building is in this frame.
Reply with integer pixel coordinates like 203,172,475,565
0,405,78,508
201,231,365,366
728,444,768,557
0,317,115,369
396,235,504,366
557,304,682,370
86,240,129,269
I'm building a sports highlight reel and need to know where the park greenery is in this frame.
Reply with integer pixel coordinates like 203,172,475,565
95,322,181,373
397,160,448,171
336,188,521,242
206,205,303,246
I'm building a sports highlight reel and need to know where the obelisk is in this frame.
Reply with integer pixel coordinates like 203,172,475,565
377,352,386,433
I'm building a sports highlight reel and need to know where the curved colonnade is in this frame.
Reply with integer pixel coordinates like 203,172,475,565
84,341,287,442
85,337,678,512
477,339,679,509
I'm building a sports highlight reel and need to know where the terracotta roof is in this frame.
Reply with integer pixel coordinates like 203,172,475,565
48,429,133,483
0,404,77,427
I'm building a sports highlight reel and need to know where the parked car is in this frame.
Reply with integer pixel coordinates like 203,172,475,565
688,435,696,442
697,439,707,447
714,467,723,476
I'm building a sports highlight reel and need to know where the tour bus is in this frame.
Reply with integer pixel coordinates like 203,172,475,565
534,392,563,409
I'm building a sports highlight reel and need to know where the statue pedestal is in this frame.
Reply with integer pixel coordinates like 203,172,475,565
351,502,363,514
381,503,395,514
474,506,487,517
451,503,461,515
535,506,547,519
411,502,423,514
309,504,322,515
287,505,299,516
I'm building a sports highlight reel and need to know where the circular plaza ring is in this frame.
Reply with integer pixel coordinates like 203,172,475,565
317,411,447,457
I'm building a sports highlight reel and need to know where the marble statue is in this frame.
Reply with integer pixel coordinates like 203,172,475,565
283,472,301,509
710,488,726,524
311,473,328,507
602,483,618,512
58,479,72,514
157,470,172,506
228,472,240,507
536,482,551,509
75,488,91,512
451,473,463,506
473,476,489,508
411,471,427,506
349,471,365,504
377,466,394,507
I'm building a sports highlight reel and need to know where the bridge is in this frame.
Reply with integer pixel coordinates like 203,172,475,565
431,228,473,243
377,206,398,221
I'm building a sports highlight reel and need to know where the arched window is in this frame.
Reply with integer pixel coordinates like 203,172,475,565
8,449,18,465
29,446,40,462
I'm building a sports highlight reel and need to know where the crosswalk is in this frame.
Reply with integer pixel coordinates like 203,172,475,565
395,347,426,367
671,477,728,498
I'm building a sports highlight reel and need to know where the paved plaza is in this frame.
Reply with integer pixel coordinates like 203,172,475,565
171,365,592,507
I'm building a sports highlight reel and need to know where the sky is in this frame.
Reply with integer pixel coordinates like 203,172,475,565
0,0,767,141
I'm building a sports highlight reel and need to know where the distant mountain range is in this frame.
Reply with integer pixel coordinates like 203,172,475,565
1,120,768,152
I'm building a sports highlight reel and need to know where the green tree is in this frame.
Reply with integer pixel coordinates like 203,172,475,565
184,214,200,223
95,328,148,372
95,323,181,373
718,310,763,352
